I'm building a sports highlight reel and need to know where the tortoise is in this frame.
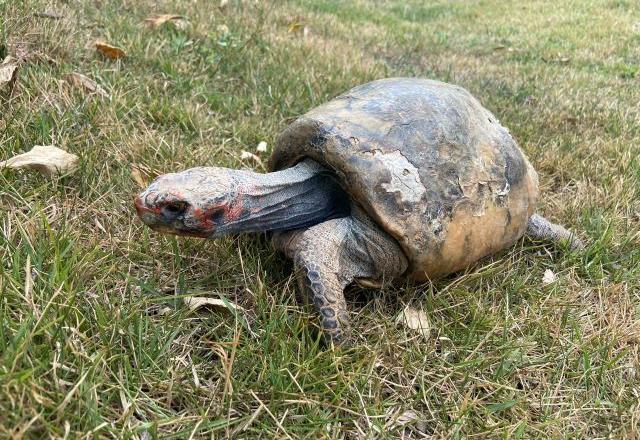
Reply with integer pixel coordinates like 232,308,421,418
134,78,583,344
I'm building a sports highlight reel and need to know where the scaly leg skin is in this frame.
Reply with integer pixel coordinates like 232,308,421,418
526,213,585,251
273,207,408,346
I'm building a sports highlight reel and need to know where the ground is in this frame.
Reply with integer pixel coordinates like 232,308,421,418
1,0,639,438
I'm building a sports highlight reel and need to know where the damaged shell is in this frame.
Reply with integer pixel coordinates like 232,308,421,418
270,78,539,280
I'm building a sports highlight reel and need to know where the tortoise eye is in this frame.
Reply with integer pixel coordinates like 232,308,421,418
161,201,188,218
209,209,225,224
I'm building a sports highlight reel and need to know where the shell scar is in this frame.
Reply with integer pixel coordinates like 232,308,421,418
363,149,426,204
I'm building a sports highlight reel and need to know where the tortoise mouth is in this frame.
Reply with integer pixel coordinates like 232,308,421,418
144,222,212,238
135,196,214,238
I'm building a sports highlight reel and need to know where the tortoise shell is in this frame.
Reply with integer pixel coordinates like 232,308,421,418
269,78,539,280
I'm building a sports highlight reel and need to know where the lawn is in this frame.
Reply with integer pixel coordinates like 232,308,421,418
1,0,639,438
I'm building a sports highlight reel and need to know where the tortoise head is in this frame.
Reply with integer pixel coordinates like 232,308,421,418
134,167,246,238
135,159,351,239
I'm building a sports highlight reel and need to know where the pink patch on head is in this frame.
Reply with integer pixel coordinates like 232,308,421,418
134,194,162,216
225,200,244,221
134,195,144,211
192,206,212,229
189,190,245,233
224,190,246,221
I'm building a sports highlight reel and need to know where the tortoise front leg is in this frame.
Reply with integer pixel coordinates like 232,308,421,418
274,220,354,345
294,258,351,344
273,209,408,345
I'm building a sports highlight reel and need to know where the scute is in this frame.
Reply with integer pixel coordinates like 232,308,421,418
269,78,538,280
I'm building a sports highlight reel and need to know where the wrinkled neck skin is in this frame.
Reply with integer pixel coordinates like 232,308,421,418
220,159,350,235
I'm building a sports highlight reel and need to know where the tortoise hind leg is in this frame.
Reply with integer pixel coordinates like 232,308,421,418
526,213,585,250
273,209,408,345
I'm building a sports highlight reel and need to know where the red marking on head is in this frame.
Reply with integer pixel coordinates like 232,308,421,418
225,199,244,221
191,206,211,229
134,195,144,213
134,194,162,216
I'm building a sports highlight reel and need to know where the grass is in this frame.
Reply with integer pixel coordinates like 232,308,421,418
1,0,639,437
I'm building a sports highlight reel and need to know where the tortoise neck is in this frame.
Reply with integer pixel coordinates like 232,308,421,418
226,159,350,233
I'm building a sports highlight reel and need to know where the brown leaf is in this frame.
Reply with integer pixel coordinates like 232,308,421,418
384,409,425,431
95,40,125,60
34,11,64,19
396,306,430,337
288,22,311,39
146,304,173,316
240,150,263,165
395,410,420,426
143,14,186,28
183,296,244,314
0,59,18,92
0,145,79,176
288,22,305,33
64,72,109,97
130,165,148,188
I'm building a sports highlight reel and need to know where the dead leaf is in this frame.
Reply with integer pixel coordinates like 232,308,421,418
256,141,267,153
396,410,419,426
385,409,423,430
220,0,229,7
95,40,125,60
0,60,18,92
130,166,148,188
64,72,109,98
396,306,430,337
542,269,556,285
288,22,305,33
240,150,263,165
0,145,78,176
184,296,244,313
146,304,173,316
288,21,311,38
34,11,64,19
144,14,187,29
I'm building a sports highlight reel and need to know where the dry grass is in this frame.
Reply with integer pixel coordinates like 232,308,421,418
1,0,639,438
